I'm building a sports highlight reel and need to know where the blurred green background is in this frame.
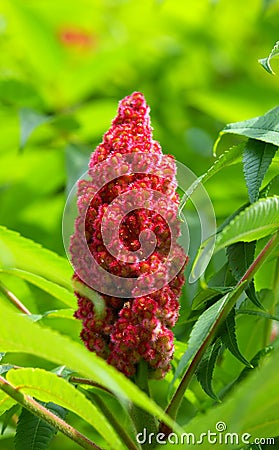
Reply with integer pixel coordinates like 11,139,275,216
0,0,279,448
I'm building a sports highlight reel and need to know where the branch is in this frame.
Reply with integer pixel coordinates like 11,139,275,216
0,281,32,315
82,388,140,450
163,232,279,430
69,376,112,395
0,375,102,450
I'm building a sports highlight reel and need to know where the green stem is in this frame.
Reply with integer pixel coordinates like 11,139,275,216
163,232,279,429
0,281,31,315
0,375,102,450
82,389,139,450
69,376,112,394
130,361,158,450
263,256,279,346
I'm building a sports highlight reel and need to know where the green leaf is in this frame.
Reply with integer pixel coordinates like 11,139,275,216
215,196,279,252
179,144,243,213
196,338,222,400
227,241,256,281
261,174,279,198
237,309,279,322
174,298,228,382
216,174,278,234
243,139,277,203
207,262,235,288
72,278,105,317
7,368,122,448
0,302,179,434
0,365,16,375
15,401,67,450
19,108,51,150
259,41,279,75
208,143,243,177
0,390,16,416
236,345,274,384
168,347,279,449
194,197,279,270
192,287,231,311
1,404,21,435
220,308,252,367
244,283,263,310
204,144,244,173
43,309,76,320
0,269,76,308
0,227,73,291
214,106,279,150
171,282,247,387
227,241,263,309
219,345,274,400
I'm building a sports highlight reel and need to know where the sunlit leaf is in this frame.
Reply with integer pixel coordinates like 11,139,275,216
193,197,279,270
0,302,179,433
215,196,279,251
0,391,16,416
8,368,122,449
0,269,75,308
0,227,73,291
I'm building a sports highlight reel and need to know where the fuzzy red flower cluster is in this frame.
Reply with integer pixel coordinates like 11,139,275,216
71,92,187,378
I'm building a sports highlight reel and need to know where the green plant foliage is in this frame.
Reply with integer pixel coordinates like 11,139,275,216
0,0,279,447
227,241,263,309
215,196,279,251
164,347,279,449
0,391,16,416
227,241,256,280
0,404,21,435
1,269,75,308
237,308,279,322
243,139,277,203
7,368,122,448
179,144,244,213
0,227,73,290
193,196,279,278
196,338,222,400
259,41,279,75
191,287,230,311
171,282,247,387
15,402,67,450
0,302,179,434
219,308,251,367
215,106,279,149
